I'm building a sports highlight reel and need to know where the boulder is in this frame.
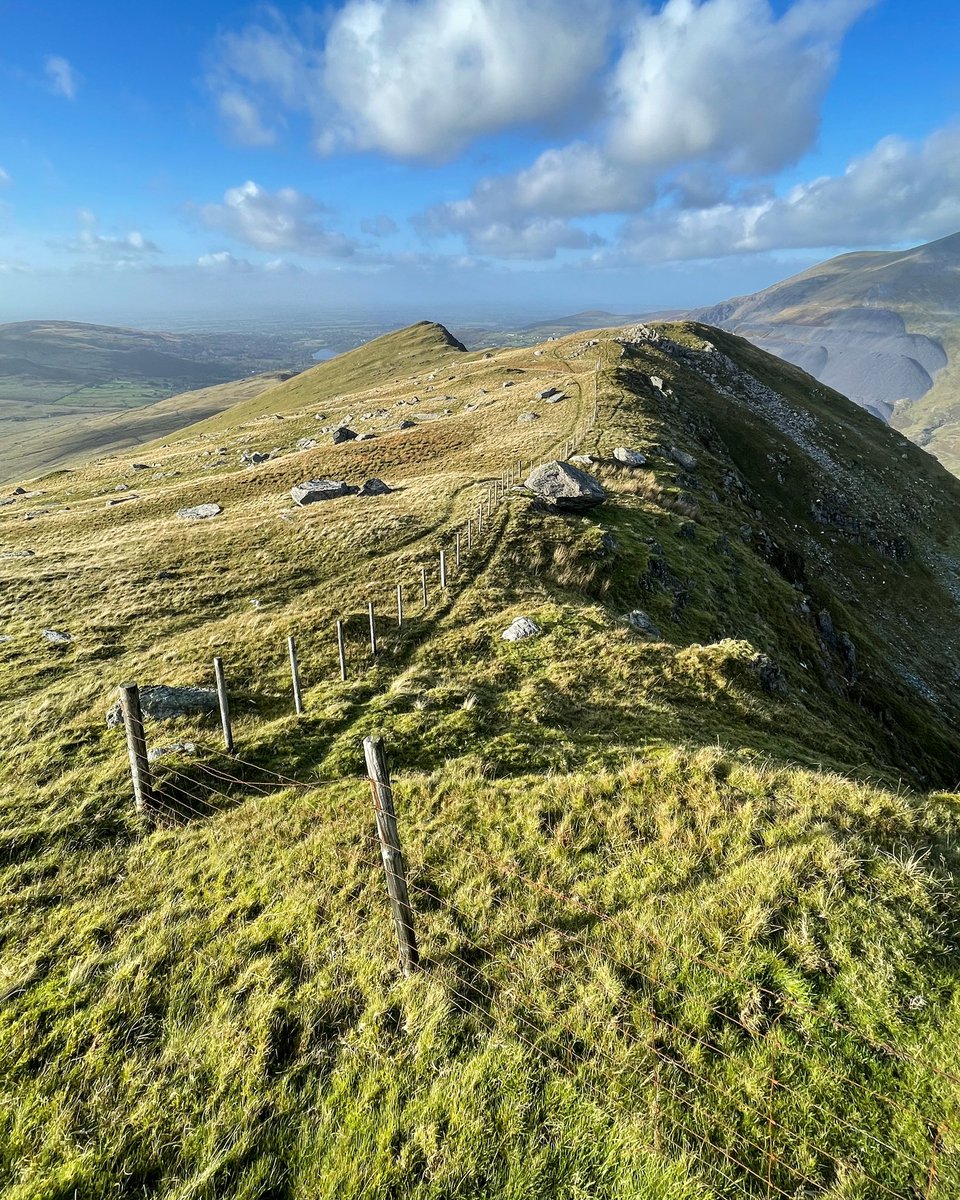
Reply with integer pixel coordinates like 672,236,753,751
105,685,218,729
545,393,566,404
240,451,269,465
131,462,152,470
650,375,665,391
296,438,319,451
669,446,698,470
502,616,541,642
291,479,358,505
517,412,540,423
622,610,661,639
42,628,73,644
524,461,606,512
536,387,561,400
147,741,198,763
613,447,647,467
359,478,392,496
501,380,515,388
332,426,358,444
398,419,416,430
357,433,377,441
177,503,222,520
569,454,596,465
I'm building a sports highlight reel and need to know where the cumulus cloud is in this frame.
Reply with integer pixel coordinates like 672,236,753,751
45,55,79,100
210,1,610,159
53,212,160,260
216,91,277,147
617,126,960,260
198,181,357,257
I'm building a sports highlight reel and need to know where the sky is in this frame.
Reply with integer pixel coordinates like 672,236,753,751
0,0,958,327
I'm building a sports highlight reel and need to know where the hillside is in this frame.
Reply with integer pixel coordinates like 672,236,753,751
0,320,307,485
2,319,960,1197
695,232,960,472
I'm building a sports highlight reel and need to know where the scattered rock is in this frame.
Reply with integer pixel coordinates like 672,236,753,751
622,610,662,639
12,487,25,496
650,376,665,391
332,427,358,444
42,628,73,644
105,685,218,729
357,433,377,440
677,522,697,541
517,412,540,423
502,616,541,642
115,484,129,492
156,571,175,580
0,498,15,507
131,462,152,470
748,653,788,697
359,478,392,496
291,479,358,505
147,741,198,763
613,447,647,467
545,393,566,404
240,451,270,465
502,380,515,388
106,495,139,507
296,438,319,451
524,461,606,512
669,447,698,470
569,454,596,465
537,387,561,400
398,419,416,430
177,503,222,520
0,635,13,643
0,550,34,559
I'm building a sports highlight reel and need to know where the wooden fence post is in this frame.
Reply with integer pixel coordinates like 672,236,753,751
421,565,428,608
363,736,419,976
439,549,447,589
467,518,473,551
477,502,483,534
368,601,377,656
213,656,234,752
396,582,404,628
517,458,522,480
118,682,154,815
336,620,347,681
455,530,461,568
287,635,304,715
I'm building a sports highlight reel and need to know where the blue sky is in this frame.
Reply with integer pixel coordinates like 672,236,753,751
0,0,958,325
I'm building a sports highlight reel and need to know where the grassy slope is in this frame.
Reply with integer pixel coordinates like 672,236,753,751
2,321,960,1197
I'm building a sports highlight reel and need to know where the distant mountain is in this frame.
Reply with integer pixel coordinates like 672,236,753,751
693,233,960,473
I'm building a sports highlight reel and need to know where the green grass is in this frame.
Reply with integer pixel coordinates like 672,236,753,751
2,320,960,1197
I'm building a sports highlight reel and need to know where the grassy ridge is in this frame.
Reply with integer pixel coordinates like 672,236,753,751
1,321,960,1196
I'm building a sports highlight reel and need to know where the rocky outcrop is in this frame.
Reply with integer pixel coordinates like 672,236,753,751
177,503,222,520
524,461,606,511
105,685,218,728
614,447,647,467
291,479,358,505
502,617,541,641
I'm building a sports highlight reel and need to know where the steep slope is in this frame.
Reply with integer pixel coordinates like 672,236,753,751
695,232,960,471
1,320,959,1197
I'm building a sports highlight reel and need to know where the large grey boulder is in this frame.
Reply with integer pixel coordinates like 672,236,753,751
524,461,606,511
502,616,541,642
332,426,358,444
42,628,73,644
177,503,222,520
296,438,320,451
669,446,698,470
614,447,647,467
291,479,358,505
537,387,561,400
240,451,269,465
105,686,218,729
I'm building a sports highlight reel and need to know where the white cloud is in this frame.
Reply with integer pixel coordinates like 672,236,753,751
0,168,10,187
216,91,277,147
617,126,960,260
361,213,399,238
197,251,254,271
45,55,79,100
198,181,357,257
608,0,873,174
54,212,160,260
210,1,611,160
322,0,610,158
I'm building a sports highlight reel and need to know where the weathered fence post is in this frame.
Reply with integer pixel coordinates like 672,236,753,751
336,619,347,682
213,656,234,753
368,601,377,656
396,582,404,628
421,565,428,608
119,682,154,814
517,458,522,479
477,502,483,534
455,530,461,568
467,518,473,551
439,549,447,590
363,735,419,976
287,635,304,715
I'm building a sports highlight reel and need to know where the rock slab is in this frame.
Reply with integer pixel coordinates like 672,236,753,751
291,479,358,505
614,447,647,467
177,503,222,520
524,461,606,511
105,686,218,729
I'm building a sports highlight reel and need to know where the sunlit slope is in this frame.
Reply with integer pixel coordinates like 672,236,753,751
2,320,960,1197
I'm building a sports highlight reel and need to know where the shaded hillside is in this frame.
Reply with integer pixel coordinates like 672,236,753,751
695,232,960,472
1,320,959,1197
